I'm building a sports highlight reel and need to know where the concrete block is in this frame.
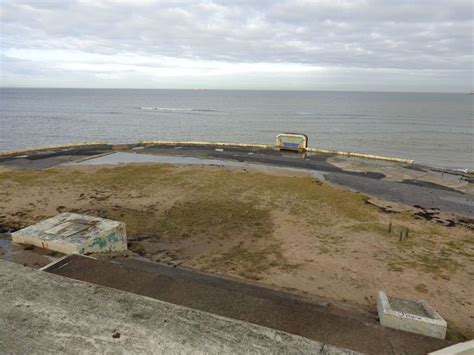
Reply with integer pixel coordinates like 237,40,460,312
429,340,474,354
11,213,127,255
377,291,447,339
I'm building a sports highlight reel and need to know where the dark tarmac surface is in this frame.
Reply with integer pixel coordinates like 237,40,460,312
45,254,452,355
141,144,386,179
1,143,472,217
326,173,474,217
0,147,112,170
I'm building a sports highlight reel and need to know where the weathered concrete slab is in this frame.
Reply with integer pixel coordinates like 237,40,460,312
0,261,358,354
377,291,447,339
11,213,127,254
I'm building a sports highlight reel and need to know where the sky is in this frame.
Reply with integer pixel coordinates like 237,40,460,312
1,0,473,92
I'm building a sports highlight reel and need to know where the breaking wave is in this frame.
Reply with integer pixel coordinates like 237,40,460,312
138,107,219,113
296,112,365,117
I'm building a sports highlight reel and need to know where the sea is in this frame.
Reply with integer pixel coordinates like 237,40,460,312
0,88,472,170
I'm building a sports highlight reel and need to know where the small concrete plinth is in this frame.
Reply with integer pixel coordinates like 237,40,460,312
12,213,127,255
377,291,447,339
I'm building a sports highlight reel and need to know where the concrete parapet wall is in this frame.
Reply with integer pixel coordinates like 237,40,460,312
140,139,274,149
306,147,414,164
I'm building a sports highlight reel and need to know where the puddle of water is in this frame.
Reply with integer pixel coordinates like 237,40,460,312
0,235,13,261
0,234,64,267
429,170,465,183
308,170,327,181
0,238,10,248
65,152,328,180
67,152,244,167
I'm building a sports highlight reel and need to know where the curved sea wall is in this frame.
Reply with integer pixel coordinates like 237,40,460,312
0,139,417,166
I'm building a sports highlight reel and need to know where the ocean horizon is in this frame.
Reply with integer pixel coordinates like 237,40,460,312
1,88,472,170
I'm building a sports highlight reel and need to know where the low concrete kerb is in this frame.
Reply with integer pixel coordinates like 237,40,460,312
377,291,447,339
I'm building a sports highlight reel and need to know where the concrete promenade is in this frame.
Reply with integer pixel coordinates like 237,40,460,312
0,260,356,354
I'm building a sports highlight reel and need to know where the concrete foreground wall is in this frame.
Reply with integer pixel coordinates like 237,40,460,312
0,261,358,354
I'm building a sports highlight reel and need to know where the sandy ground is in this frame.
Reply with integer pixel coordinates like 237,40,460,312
0,163,472,338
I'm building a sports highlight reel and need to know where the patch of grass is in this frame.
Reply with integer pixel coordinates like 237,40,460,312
345,222,388,235
180,169,377,223
445,240,459,249
391,253,461,279
414,283,428,293
0,170,61,186
462,235,474,244
128,241,146,256
1,165,380,227
387,263,404,272
70,165,179,191
158,200,274,241
416,255,460,275
446,239,474,258
445,320,470,342
205,243,297,280
0,165,181,193
104,208,160,236
318,246,331,255
398,212,414,221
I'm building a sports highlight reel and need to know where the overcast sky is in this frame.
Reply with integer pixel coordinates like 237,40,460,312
1,0,472,92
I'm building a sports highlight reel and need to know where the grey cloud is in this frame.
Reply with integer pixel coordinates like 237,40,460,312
0,0,472,90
